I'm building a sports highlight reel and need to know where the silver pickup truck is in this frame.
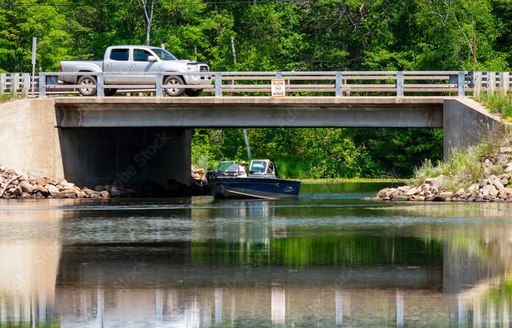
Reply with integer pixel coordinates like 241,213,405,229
59,45,211,96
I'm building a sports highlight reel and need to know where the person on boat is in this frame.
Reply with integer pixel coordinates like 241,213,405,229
238,161,248,177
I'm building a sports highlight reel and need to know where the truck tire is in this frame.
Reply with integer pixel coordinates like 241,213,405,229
77,75,97,96
104,88,117,96
185,89,202,97
163,75,185,97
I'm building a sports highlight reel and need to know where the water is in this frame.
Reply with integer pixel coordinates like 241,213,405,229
1,182,512,327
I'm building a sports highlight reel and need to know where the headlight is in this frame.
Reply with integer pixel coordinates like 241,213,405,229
187,64,199,71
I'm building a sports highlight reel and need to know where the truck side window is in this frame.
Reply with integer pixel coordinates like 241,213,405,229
133,49,151,61
110,49,129,61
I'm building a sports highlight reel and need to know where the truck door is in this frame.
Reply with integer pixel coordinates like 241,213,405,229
104,48,130,84
130,49,162,84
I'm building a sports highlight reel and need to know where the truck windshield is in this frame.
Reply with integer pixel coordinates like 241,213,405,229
151,48,178,61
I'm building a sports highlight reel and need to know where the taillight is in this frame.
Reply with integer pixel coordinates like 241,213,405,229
59,64,62,72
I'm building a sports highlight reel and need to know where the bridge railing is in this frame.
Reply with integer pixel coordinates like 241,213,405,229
1,71,510,98
0,73,32,96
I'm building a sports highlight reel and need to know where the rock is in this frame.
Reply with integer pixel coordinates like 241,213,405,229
483,158,494,167
46,184,60,197
492,178,505,191
61,182,76,191
433,192,452,201
35,177,47,186
20,192,32,199
99,191,109,198
424,178,434,185
468,183,480,194
499,147,512,154
94,185,105,192
19,180,35,194
56,191,77,198
405,187,419,196
110,186,123,197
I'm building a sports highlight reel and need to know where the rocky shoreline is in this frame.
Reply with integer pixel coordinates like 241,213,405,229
0,167,110,199
376,147,512,202
1,165,211,199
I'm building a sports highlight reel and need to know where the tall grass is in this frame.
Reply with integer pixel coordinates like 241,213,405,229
410,131,506,191
474,93,512,120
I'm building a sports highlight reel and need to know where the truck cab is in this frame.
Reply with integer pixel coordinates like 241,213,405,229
59,45,211,97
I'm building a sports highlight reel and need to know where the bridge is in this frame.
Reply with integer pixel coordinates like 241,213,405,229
0,71,506,195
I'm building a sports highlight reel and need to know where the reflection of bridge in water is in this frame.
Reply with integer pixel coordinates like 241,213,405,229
1,200,511,326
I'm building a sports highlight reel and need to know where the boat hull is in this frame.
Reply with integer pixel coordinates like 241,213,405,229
209,177,301,200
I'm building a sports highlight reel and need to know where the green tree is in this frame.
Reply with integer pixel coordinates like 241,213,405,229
0,0,73,71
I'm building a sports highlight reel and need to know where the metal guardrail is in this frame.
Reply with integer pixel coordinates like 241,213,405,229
1,71,511,98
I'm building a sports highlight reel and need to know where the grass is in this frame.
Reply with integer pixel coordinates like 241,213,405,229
410,121,509,192
474,93,512,120
0,93,23,104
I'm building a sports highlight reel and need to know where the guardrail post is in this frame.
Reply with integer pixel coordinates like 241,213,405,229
215,72,222,97
96,72,104,97
473,72,481,96
500,72,509,95
13,73,20,94
38,73,46,97
0,74,5,95
396,71,404,96
21,73,30,96
275,72,282,79
488,72,496,94
335,72,343,97
155,72,162,97
457,72,465,97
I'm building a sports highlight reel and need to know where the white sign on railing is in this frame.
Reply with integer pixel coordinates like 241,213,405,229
271,79,286,98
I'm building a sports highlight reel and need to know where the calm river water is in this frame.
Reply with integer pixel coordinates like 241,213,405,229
1,182,512,327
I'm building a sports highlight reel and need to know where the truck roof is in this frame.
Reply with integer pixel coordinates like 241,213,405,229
108,45,163,50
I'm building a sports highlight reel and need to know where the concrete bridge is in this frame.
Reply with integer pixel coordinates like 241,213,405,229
0,96,503,195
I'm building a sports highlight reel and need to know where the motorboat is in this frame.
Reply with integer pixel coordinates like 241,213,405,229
207,159,301,200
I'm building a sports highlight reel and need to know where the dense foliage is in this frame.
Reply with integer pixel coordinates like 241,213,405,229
1,0,511,178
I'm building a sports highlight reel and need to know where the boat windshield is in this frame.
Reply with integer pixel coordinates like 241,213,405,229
217,161,235,173
151,48,178,61
249,160,267,173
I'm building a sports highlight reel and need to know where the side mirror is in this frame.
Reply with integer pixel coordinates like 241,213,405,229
147,55,157,62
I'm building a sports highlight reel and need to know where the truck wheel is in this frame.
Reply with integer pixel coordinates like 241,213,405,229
77,75,97,96
185,89,202,97
104,88,117,96
163,75,185,97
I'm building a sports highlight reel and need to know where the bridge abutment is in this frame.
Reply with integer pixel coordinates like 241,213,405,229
443,99,504,160
0,99,192,195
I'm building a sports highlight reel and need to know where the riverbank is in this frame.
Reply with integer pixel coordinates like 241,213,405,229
376,146,512,202
0,165,211,199
0,166,110,199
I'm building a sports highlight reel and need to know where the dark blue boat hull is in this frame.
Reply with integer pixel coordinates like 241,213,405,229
209,177,301,200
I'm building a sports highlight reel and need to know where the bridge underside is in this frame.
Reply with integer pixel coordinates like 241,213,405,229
54,97,444,128
58,127,191,195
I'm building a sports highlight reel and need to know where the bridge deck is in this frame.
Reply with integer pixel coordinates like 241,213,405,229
54,96,448,128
